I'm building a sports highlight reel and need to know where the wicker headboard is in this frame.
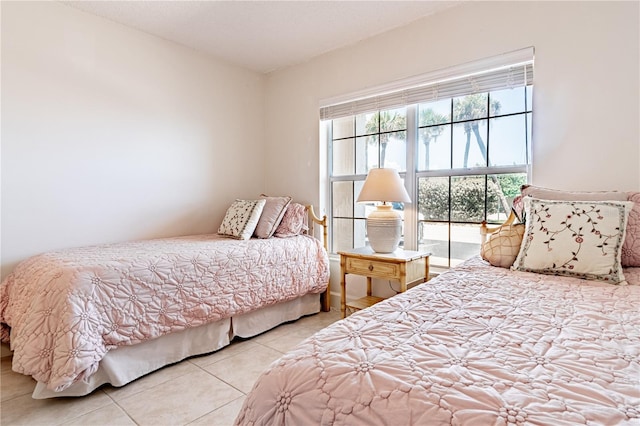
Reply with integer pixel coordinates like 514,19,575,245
305,205,328,252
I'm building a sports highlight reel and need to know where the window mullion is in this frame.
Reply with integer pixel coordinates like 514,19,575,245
325,120,334,252
404,105,418,251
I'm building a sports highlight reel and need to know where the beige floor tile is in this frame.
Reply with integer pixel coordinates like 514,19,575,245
201,345,283,393
188,396,246,426
116,371,242,426
258,326,319,353
1,356,13,372
250,312,342,353
1,358,37,402
224,313,335,347
189,339,260,368
250,320,308,344
104,358,200,401
0,390,112,426
59,403,136,426
297,310,341,330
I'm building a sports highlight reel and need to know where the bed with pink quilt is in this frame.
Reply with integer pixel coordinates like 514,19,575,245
237,257,639,425
0,232,329,399
237,188,640,425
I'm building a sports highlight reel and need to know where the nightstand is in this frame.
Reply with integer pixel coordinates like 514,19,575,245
338,247,430,318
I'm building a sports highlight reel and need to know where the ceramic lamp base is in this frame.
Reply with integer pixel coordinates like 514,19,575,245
366,204,402,253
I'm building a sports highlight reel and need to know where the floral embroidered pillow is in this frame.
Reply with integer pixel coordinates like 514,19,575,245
218,199,266,240
512,198,632,283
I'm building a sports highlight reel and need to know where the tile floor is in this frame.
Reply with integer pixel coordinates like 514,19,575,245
0,309,341,426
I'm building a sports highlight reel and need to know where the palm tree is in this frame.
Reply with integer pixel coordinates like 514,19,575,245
364,111,406,168
453,94,500,168
419,108,446,169
453,94,509,215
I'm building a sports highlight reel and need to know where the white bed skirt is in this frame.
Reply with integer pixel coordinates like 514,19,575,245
32,293,321,399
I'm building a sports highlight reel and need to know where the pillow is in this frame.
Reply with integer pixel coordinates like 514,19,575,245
521,185,628,201
511,194,526,223
622,192,640,267
514,185,629,222
274,203,308,238
481,224,525,268
512,198,632,283
253,195,292,239
218,199,266,240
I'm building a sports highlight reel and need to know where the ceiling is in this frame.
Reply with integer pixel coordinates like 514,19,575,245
62,1,460,74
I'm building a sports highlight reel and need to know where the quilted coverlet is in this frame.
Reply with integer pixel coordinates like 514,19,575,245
237,257,639,425
0,234,329,393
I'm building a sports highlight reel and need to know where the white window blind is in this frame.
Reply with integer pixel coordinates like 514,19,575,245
320,47,534,121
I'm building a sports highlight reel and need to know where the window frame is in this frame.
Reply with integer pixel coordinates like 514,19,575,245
323,50,533,265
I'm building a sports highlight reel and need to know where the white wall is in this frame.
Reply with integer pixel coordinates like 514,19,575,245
262,1,639,303
264,1,640,206
1,2,266,280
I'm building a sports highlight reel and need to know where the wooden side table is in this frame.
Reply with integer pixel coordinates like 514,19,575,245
338,247,430,318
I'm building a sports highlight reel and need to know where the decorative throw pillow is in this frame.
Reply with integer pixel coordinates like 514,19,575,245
481,224,525,268
253,195,292,239
512,198,632,283
274,203,308,238
520,185,628,202
622,192,640,267
511,194,526,222
218,199,266,240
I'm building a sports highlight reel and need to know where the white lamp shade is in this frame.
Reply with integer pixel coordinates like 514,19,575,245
357,168,411,203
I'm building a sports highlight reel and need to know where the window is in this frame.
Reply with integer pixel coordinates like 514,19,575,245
416,87,531,267
330,109,408,253
323,49,534,268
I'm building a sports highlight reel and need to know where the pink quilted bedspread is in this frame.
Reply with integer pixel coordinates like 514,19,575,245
0,234,329,393
237,257,640,425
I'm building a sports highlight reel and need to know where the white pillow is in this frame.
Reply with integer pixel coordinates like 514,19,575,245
512,198,633,284
521,185,628,201
218,199,266,240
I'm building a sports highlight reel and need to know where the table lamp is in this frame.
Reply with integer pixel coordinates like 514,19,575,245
356,168,411,253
